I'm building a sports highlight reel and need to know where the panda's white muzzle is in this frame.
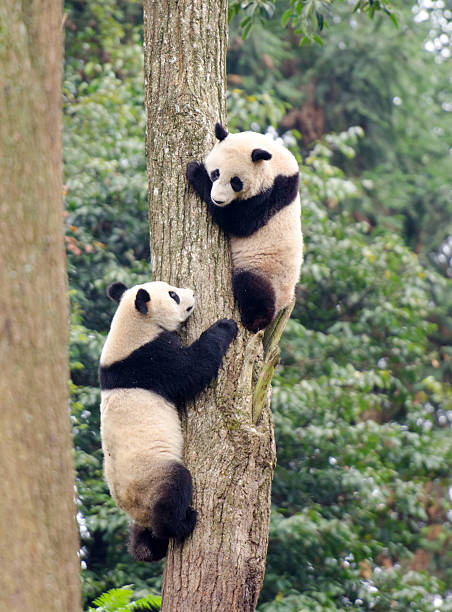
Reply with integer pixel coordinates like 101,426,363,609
211,184,234,207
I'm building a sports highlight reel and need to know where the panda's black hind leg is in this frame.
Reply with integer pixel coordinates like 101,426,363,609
151,462,197,540
232,269,276,332
129,523,168,562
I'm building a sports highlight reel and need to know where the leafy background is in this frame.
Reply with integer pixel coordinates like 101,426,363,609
64,1,452,609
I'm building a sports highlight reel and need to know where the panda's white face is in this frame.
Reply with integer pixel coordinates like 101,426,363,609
128,281,195,331
204,130,300,207
101,281,195,366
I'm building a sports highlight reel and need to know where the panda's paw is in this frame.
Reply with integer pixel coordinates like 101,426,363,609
129,524,168,563
182,506,198,535
186,160,203,183
186,161,212,204
211,318,239,343
216,318,239,334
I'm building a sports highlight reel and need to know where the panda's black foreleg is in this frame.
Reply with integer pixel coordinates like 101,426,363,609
151,462,197,540
186,161,213,204
232,269,276,332
129,523,168,563
175,318,238,401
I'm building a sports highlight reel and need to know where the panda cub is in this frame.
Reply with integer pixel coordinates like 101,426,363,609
99,280,237,562
186,123,303,332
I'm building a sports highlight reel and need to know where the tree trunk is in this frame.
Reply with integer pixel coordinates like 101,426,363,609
0,2,81,610
143,2,289,610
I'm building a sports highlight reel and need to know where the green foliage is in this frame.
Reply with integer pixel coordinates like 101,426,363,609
64,0,142,75
228,3,452,254
227,89,291,132
260,569,452,611
229,0,399,44
258,134,452,610
229,0,276,38
88,587,160,611
64,47,149,331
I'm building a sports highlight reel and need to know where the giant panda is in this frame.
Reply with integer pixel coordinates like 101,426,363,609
186,123,303,332
99,280,237,562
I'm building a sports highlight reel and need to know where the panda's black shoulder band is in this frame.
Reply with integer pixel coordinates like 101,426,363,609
100,320,237,406
207,172,299,238
100,331,186,404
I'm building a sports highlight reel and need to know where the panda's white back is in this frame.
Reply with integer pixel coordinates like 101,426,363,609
101,387,183,527
231,191,303,313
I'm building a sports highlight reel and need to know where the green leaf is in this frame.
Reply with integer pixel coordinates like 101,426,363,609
389,11,399,28
313,33,325,46
281,8,292,28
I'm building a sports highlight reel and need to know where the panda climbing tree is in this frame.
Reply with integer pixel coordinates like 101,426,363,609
142,2,301,611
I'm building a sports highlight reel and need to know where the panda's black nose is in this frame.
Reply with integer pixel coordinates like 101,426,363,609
213,199,225,205
186,305,193,312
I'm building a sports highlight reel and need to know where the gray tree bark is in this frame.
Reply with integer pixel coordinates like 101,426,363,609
143,2,290,609
0,1,81,610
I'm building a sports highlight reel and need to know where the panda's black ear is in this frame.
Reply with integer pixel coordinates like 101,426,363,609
107,282,127,303
251,148,272,162
135,288,151,315
215,122,228,142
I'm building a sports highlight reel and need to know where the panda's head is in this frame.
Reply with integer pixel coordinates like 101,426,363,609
107,281,195,332
204,123,297,207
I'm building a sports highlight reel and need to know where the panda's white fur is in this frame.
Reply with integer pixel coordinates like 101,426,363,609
100,282,193,522
99,280,237,562
230,198,302,316
100,281,194,366
186,125,303,331
206,131,299,206
101,387,183,525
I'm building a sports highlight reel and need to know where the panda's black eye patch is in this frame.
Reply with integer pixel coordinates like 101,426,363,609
230,176,243,192
168,291,180,304
210,169,220,181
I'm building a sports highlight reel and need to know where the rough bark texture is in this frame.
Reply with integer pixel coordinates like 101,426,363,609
143,1,287,610
0,2,81,610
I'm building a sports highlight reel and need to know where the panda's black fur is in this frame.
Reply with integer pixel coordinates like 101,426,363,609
100,325,236,406
187,161,299,238
186,123,303,332
99,281,237,562
231,269,276,333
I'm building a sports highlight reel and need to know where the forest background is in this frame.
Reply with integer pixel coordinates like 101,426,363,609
64,1,452,610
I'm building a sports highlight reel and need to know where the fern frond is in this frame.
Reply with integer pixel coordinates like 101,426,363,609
128,593,161,611
90,587,134,611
